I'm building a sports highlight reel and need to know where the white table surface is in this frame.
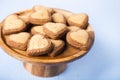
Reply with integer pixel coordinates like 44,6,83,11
0,0,120,80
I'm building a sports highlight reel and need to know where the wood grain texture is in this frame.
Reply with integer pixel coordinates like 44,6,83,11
24,62,66,77
0,8,95,77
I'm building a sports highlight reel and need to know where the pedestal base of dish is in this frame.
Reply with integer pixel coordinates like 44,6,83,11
23,62,67,77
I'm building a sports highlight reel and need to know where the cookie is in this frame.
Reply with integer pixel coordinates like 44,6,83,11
18,9,33,23
53,8,73,19
3,14,26,35
68,13,88,29
52,13,66,24
44,22,68,39
31,26,47,37
6,32,30,51
27,34,53,56
66,29,89,50
29,8,51,25
48,40,65,57
68,26,80,32
33,5,54,14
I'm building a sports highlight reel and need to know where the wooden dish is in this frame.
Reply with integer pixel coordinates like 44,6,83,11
0,8,95,77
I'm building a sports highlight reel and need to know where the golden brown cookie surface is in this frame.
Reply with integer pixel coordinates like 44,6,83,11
3,14,26,34
18,9,33,23
44,22,68,39
68,26,81,32
48,39,65,57
66,29,89,50
52,13,66,24
6,32,30,50
31,26,47,37
33,5,54,14
27,34,53,56
68,13,88,29
29,8,51,25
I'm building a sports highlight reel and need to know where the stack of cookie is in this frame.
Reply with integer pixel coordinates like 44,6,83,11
2,5,90,57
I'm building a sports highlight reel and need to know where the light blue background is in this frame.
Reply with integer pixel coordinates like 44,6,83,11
0,0,120,80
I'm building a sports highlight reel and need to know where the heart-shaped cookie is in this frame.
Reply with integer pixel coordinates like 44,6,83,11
3,14,26,35
29,9,51,25
48,39,65,57
27,34,53,56
53,8,73,19
31,26,47,37
68,13,88,29
44,22,68,39
18,9,33,23
66,29,89,50
33,5,54,14
6,32,30,50
52,13,66,24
